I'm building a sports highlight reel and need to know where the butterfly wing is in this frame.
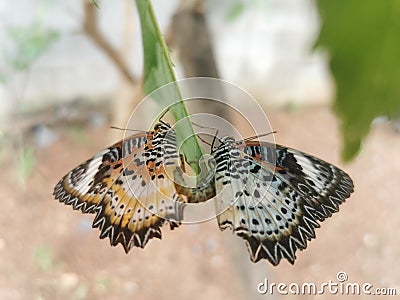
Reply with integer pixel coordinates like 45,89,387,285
53,125,186,252
213,138,354,265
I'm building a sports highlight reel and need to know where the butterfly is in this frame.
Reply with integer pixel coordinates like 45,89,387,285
209,136,354,265
53,122,190,252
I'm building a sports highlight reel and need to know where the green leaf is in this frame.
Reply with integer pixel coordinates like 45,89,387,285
315,0,400,161
135,0,203,174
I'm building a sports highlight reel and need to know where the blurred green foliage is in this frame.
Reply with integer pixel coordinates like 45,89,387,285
18,147,36,183
34,245,54,272
95,275,111,292
222,0,267,22
316,0,400,161
225,1,245,22
73,283,89,300
8,22,59,70
92,0,100,9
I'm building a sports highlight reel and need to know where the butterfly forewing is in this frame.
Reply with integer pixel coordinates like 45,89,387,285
213,137,354,265
245,142,354,222
53,123,186,252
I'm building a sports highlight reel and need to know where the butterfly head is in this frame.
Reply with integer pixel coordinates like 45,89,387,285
153,122,171,132
219,136,236,144
210,136,239,153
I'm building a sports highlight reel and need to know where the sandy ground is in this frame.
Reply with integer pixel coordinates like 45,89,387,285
1,105,399,300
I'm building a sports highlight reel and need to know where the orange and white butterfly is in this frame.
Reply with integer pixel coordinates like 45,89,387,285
53,122,188,252
209,137,354,265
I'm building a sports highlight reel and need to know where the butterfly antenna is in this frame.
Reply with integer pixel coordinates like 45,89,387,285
191,121,219,150
191,121,218,133
241,131,277,143
110,125,146,133
211,131,219,151
157,109,171,127
196,134,212,146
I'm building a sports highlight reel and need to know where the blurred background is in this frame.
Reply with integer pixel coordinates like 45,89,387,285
1,0,399,299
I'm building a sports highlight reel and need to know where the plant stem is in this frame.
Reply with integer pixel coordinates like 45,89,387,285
135,0,203,174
